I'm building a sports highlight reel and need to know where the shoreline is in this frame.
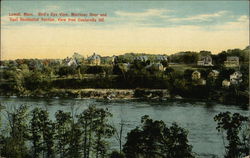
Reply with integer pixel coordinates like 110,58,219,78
0,88,248,106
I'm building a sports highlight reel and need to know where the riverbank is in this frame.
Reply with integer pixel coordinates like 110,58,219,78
0,88,248,106
0,88,168,99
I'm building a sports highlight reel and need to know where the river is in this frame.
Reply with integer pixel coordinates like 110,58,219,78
0,97,249,158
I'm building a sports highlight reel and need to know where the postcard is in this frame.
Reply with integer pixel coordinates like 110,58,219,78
0,1,249,158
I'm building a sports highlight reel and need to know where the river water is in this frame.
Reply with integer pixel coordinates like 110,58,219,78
0,97,249,158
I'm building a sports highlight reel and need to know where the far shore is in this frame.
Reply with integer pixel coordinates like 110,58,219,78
0,88,248,107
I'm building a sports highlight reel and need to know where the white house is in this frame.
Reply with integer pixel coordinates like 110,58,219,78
222,79,231,87
146,63,165,71
198,79,206,85
87,53,101,65
135,56,148,62
112,56,119,65
197,55,213,66
230,71,242,85
156,55,168,62
192,71,201,80
208,70,220,78
64,57,78,66
224,56,239,67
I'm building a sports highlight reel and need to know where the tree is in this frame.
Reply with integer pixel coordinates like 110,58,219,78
55,110,72,158
77,105,115,158
109,150,125,158
30,108,55,158
30,108,43,158
114,119,129,154
2,105,30,158
162,122,193,158
2,70,25,93
164,67,174,75
214,112,249,158
58,66,77,77
43,65,54,78
77,106,97,158
123,115,194,158
67,121,82,158
92,108,115,158
24,71,44,90
43,118,55,158
123,127,143,158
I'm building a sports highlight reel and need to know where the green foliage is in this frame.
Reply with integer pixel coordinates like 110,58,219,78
24,71,51,91
214,112,249,158
30,108,55,158
58,66,77,77
1,105,30,158
92,108,115,158
1,70,25,93
30,108,43,158
55,110,72,157
67,121,82,158
77,105,115,158
109,150,125,158
199,50,212,56
170,51,198,64
164,67,174,75
123,115,194,158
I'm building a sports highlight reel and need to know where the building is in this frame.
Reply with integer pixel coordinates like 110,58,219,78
197,55,213,66
135,56,149,62
146,63,165,71
222,79,231,87
156,55,168,62
64,57,78,66
198,79,206,85
112,56,119,65
192,71,201,80
156,55,168,67
87,53,101,65
230,71,242,85
224,56,239,67
208,70,220,79
101,56,113,65
72,52,84,64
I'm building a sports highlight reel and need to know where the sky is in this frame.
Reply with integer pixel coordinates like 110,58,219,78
1,0,249,59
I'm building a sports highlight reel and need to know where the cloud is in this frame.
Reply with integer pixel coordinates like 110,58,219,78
115,9,171,18
212,15,249,31
107,9,172,27
237,15,248,22
169,11,228,22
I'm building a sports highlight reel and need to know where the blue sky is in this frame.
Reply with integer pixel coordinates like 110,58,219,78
1,1,249,59
2,1,248,28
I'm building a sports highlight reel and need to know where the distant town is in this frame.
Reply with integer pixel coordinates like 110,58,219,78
0,46,249,104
